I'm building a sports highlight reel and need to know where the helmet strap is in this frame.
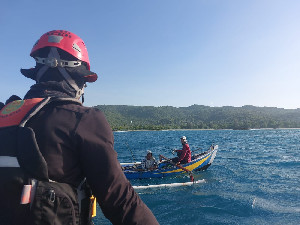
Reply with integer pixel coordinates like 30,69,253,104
36,65,49,82
36,47,84,100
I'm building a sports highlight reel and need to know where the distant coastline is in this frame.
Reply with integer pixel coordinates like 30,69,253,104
94,104,300,131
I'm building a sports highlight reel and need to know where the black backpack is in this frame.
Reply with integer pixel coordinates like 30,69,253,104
0,97,93,225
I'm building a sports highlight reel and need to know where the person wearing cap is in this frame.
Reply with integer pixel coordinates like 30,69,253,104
172,136,192,165
0,30,158,225
141,150,158,170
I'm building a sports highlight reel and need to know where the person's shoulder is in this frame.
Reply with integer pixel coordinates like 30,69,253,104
54,100,104,115
183,143,189,148
68,104,108,124
49,99,110,128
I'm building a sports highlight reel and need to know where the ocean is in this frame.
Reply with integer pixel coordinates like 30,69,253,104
93,129,300,225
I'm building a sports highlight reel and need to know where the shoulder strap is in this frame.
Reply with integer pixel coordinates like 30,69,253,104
20,98,51,127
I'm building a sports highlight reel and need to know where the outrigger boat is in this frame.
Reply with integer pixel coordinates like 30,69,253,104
121,145,218,180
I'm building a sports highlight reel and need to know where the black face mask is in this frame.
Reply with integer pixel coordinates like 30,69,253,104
24,80,78,100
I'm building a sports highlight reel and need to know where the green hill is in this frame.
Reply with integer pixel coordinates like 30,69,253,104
94,104,300,131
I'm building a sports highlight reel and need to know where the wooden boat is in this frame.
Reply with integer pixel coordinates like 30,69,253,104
121,145,218,180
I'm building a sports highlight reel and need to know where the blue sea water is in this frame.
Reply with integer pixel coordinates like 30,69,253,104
93,129,300,225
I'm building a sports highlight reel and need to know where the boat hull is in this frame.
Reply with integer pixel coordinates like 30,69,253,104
122,145,218,180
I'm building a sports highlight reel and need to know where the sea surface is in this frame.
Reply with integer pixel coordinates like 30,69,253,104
93,129,300,225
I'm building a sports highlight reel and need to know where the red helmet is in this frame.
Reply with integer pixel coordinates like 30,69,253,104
30,30,91,70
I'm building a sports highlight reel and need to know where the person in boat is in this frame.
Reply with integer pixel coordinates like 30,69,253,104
141,150,158,170
0,30,158,225
171,136,192,165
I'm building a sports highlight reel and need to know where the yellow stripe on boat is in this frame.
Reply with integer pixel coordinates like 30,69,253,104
162,153,212,174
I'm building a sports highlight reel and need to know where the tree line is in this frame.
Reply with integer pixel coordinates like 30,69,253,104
94,104,300,131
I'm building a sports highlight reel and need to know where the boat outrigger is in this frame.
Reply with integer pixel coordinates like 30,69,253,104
132,179,206,190
121,145,218,180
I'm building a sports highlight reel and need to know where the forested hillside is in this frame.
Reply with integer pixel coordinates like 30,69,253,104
94,104,300,131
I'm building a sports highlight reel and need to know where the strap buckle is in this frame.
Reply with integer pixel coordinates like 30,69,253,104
35,57,82,68
45,57,58,68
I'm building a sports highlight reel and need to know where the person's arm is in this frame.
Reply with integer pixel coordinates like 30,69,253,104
77,109,158,225
153,158,157,166
149,158,157,170
141,159,146,169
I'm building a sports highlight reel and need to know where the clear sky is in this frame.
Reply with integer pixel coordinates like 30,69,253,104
1,0,300,109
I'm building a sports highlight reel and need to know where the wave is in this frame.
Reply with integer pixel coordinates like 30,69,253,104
252,197,300,213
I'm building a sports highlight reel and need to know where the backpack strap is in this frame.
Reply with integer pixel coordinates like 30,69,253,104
19,98,52,127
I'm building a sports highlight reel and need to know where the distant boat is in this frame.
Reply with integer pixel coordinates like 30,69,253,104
121,145,218,180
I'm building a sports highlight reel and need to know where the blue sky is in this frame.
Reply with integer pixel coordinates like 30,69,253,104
1,0,300,109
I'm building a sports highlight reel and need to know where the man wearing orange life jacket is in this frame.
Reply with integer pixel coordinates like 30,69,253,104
0,30,158,225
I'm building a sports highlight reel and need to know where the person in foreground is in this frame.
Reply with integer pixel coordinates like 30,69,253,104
0,30,158,225
141,150,158,170
171,136,191,165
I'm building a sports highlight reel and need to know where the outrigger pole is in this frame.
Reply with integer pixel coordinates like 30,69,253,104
159,155,195,182
132,179,205,190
